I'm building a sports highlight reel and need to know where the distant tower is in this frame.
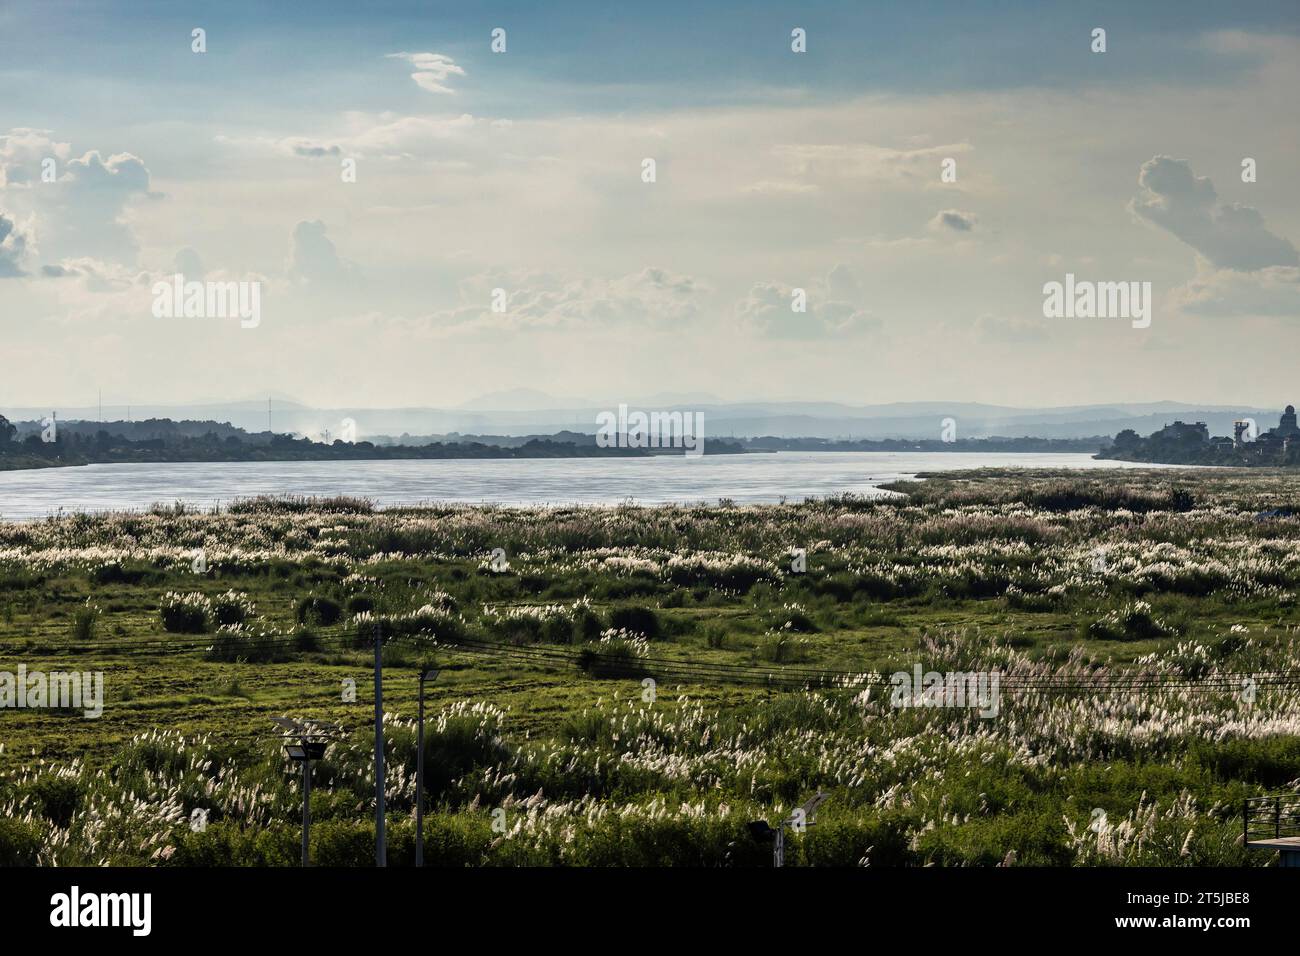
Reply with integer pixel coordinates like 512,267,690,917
1234,420,1250,448
1282,405,1299,436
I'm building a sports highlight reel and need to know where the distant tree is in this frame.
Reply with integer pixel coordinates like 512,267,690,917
0,414,14,446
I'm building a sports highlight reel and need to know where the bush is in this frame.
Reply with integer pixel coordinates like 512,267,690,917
297,594,342,626
1086,600,1176,641
71,600,99,641
204,624,290,662
168,821,299,866
578,629,650,678
607,605,661,639
212,590,256,627
0,818,43,866
350,606,466,650
756,633,811,664
159,591,212,633
702,622,728,649
346,594,375,614
25,775,82,827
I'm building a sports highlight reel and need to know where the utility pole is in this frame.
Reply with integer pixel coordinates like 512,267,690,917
374,621,386,866
302,756,311,866
416,666,440,867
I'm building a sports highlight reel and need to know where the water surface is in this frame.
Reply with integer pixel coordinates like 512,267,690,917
0,452,1173,520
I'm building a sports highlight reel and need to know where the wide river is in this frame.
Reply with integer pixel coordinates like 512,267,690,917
0,452,1179,521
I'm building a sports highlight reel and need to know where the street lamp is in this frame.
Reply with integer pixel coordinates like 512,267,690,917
416,665,440,867
272,717,343,867
748,791,829,867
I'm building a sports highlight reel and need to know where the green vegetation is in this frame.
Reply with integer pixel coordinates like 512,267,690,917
0,413,743,470
1,469,1299,866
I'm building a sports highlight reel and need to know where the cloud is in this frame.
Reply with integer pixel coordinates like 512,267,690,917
386,52,465,94
930,208,977,232
426,267,707,335
64,150,150,195
772,141,972,185
0,128,71,188
735,265,881,339
346,113,482,158
0,212,31,277
1,130,155,265
1171,264,1300,317
280,138,342,158
287,220,358,283
173,247,205,278
1130,155,1297,271
37,256,141,292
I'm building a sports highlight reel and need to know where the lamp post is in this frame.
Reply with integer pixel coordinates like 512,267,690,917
416,665,440,867
272,718,342,867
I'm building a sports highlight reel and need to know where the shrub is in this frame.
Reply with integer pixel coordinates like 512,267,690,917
212,590,256,627
25,775,82,827
767,603,817,633
578,629,650,677
204,624,289,662
702,622,728,649
297,594,342,626
0,818,43,866
607,605,661,639
756,632,811,664
159,591,212,633
346,594,375,614
71,600,99,641
1086,600,1176,641
483,599,596,645
350,606,466,649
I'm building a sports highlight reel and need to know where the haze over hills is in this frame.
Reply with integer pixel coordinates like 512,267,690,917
3,393,1285,443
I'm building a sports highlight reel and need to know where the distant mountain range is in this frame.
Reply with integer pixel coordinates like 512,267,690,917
3,395,1284,443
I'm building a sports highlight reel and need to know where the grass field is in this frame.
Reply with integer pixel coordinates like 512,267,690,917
3,468,1300,866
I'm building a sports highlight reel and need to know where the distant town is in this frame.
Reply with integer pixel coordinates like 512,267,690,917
3,406,1298,471
1098,406,1300,466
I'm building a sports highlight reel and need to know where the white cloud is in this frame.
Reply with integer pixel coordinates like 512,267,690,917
1130,155,1297,271
386,52,466,94
0,128,71,188
288,220,359,284
735,265,881,339
426,267,707,336
1171,264,1300,317
0,212,32,277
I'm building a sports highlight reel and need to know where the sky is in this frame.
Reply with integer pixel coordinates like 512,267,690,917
1,0,1298,412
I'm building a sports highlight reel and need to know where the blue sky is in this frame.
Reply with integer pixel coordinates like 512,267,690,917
9,0,1298,117
1,1,1298,410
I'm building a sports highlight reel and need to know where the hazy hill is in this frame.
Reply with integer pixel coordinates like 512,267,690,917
4,395,1283,442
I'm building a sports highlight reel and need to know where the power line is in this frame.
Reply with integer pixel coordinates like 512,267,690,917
6,626,1298,696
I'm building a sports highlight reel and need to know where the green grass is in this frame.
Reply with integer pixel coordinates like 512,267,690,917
1,469,1299,866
